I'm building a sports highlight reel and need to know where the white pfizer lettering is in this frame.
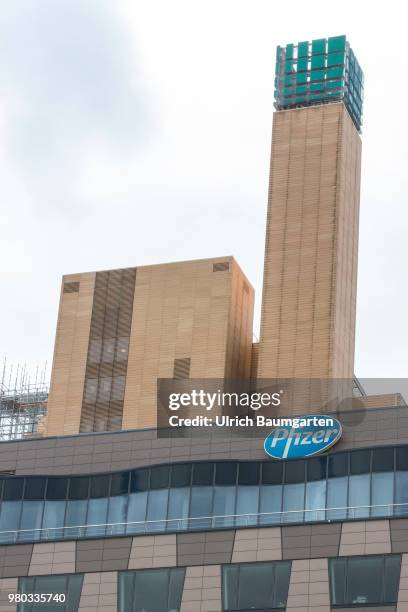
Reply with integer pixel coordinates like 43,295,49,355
300,431,313,445
324,428,337,442
311,430,325,443
271,428,288,447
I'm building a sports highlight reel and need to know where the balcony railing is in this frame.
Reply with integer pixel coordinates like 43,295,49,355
0,502,405,545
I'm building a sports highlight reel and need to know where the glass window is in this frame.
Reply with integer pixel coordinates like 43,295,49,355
167,488,190,531
18,574,83,612
0,501,22,542
24,477,46,500
130,469,149,492
98,377,112,401
373,447,394,472
192,462,214,485
42,500,66,540
150,466,170,489
213,486,236,528
111,472,130,496
118,568,185,612
235,486,259,526
116,337,129,362
282,483,304,523
86,497,108,537
46,477,68,500
259,484,282,525
64,500,88,538
68,477,89,500
215,462,237,485
284,461,305,484
90,475,110,498
307,457,327,481
189,486,213,530
84,378,98,403
146,489,168,532
171,464,191,487
3,478,24,500
107,495,128,536
19,501,44,542
328,453,348,478
126,491,148,535
112,376,126,401
102,338,115,363
222,561,291,610
89,338,102,363
372,472,394,517
329,557,345,605
327,476,348,521
385,555,402,602
305,480,326,522
238,462,260,485
350,449,371,475
262,462,283,485
395,470,408,516
349,474,370,519
329,555,401,606
397,446,408,470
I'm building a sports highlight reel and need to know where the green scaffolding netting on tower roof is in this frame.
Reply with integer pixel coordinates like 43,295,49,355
274,35,364,131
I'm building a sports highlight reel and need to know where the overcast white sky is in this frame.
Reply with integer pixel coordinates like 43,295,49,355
0,0,407,386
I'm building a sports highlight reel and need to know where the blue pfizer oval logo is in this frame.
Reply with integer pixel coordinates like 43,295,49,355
264,415,342,460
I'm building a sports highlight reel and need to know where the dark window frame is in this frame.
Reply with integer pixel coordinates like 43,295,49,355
329,554,401,607
221,560,292,611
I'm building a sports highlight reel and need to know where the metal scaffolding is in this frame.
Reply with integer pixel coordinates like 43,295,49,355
0,361,49,441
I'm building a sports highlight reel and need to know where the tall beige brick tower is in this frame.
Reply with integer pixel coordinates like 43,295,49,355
258,36,364,381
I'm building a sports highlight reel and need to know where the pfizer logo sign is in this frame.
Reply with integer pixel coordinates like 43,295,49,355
264,415,342,460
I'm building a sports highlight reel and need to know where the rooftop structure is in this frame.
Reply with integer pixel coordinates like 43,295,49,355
274,35,364,130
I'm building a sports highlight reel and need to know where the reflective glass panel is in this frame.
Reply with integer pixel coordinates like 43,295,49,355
146,489,168,533
395,471,408,516
19,501,44,541
126,491,148,535
86,498,108,537
18,574,83,612
0,501,22,541
327,476,348,521
107,495,128,536
64,500,88,538
167,488,190,531
282,483,304,523
259,484,282,525
305,480,326,522
213,486,236,528
372,472,393,517
118,568,185,612
189,486,213,530
42,500,66,540
347,556,383,604
235,485,259,526
348,474,370,519
222,561,291,610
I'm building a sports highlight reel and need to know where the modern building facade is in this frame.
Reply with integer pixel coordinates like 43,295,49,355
1,34,408,612
45,257,254,436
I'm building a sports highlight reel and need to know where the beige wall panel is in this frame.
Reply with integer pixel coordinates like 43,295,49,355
122,257,254,430
45,272,95,436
